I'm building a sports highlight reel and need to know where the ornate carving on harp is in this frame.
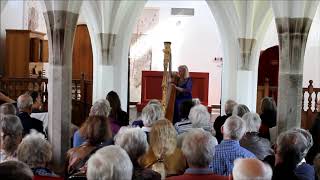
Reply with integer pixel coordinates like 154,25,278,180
161,42,176,122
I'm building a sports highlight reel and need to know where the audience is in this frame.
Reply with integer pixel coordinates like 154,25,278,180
66,115,113,177
30,91,43,113
0,160,34,180
17,131,56,177
240,112,273,160
232,104,250,117
0,115,23,162
174,99,194,134
106,91,129,135
212,115,256,176
272,130,308,179
0,103,17,115
232,158,272,180
17,93,44,136
131,99,162,128
259,97,277,140
87,145,133,180
214,99,237,143
140,103,164,139
189,104,213,134
306,98,320,164
139,119,187,178
168,129,229,180
114,127,161,180
73,99,111,147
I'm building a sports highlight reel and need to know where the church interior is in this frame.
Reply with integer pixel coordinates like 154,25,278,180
1,0,320,179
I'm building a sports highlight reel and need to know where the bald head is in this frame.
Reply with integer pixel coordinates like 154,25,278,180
233,158,272,180
17,94,33,114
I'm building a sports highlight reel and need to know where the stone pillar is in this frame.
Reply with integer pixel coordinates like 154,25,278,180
237,38,258,111
43,10,79,168
100,33,116,65
275,17,312,133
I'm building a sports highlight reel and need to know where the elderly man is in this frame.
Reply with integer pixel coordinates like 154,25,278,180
272,130,309,179
17,93,44,136
214,100,237,143
87,145,133,180
240,112,273,160
233,158,272,180
168,129,229,180
0,161,34,180
212,115,256,176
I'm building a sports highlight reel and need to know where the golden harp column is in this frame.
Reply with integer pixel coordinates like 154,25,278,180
162,42,171,113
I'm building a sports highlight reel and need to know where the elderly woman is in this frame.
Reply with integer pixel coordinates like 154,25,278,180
73,99,111,147
232,104,250,117
114,127,161,180
0,103,17,115
66,115,113,177
239,112,273,160
132,99,162,128
87,145,133,180
140,103,163,138
17,131,57,177
0,115,23,162
0,161,34,180
139,119,187,178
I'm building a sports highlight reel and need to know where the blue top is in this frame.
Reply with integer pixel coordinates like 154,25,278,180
211,140,256,176
176,77,192,100
73,130,85,147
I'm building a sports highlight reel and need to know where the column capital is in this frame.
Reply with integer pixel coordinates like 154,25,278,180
238,38,256,70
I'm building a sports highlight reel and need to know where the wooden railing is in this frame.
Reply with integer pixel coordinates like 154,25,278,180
0,74,92,126
257,79,319,129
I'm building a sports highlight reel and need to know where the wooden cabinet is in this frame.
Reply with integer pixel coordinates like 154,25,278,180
5,30,48,77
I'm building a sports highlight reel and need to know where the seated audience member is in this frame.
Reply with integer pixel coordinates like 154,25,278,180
17,131,57,177
139,119,187,178
132,99,162,128
212,116,256,176
290,128,315,180
272,130,308,179
0,103,17,115
66,115,113,177
232,104,250,117
232,158,272,180
0,160,34,180
17,93,44,136
314,154,320,180
107,91,129,135
114,127,161,180
140,103,163,139
167,129,229,180
174,100,194,134
214,100,237,143
73,99,111,147
306,99,320,164
259,97,277,140
240,112,273,160
87,145,133,180
30,91,43,113
0,115,23,162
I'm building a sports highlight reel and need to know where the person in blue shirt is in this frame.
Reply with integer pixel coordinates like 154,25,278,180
211,115,256,176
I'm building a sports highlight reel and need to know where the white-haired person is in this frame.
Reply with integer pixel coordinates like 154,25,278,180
17,93,44,136
232,158,272,180
17,131,57,177
212,116,256,176
0,115,23,162
0,103,17,115
139,103,164,140
214,99,237,143
240,112,273,160
139,119,187,178
0,161,34,180
232,104,250,118
114,127,161,180
131,99,162,128
167,129,229,180
73,99,112,147
87,145,133,180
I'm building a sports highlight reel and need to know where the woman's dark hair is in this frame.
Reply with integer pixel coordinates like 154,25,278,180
179,100,194,119
106,91,128,126
261,97,277,113
30,91,39,103
79,116,112,145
